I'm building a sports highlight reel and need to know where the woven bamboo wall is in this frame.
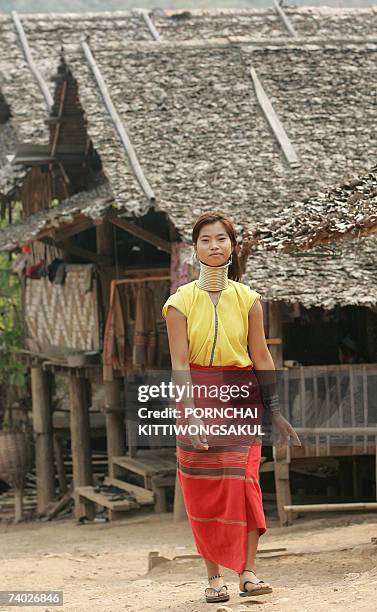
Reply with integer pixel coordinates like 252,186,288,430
24,264,100,353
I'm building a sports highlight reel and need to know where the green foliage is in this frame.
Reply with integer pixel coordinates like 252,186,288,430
0,249,26,393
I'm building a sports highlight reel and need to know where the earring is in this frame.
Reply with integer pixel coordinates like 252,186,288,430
228,254,233,265
191,250,198,263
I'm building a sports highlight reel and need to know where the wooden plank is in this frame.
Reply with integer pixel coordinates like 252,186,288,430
104,476,154,505
40,236,110,265
151,473,176,487
82,41,155,203
108,211,172,253
11,11,53,109
76,486,139,511
273,0,298,37
112,454,176,477
41,484,74,522
250,67,300,168
53,217,94,242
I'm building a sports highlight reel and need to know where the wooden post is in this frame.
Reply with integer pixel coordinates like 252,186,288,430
173,472,187,522
31,367,55,513
268,301,292,525
273,453,292,526
97,221,126,472
53,433,67,495
375,434,377,502
104,378,125,477
268,301,283,368
69,373,93,519
96,220,114,312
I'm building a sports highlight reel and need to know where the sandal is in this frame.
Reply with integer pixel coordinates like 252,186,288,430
205,573,230,603
238,568,273,597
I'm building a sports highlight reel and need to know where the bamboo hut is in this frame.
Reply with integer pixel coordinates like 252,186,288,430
1,8,377,524
243,170,377,523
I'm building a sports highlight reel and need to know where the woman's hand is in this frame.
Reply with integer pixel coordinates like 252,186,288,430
187,415,209,450
271,413,301,448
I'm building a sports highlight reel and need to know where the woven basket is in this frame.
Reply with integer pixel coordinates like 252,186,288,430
0,430,34,490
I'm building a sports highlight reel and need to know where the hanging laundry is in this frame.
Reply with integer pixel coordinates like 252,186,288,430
25,259,48,279
103,281,128,381
47,258,66,285
133,282,157,369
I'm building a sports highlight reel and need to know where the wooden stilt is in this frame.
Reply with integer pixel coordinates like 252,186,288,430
31,367,55,513
104,378,125,477
14,486,24,523
97,221,127,469
53,433,67,495
69,373,93,519
273,457,292,526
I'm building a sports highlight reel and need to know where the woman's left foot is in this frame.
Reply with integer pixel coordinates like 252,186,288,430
239,568,273,597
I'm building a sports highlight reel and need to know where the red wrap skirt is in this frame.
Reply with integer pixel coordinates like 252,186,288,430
176,363,267,574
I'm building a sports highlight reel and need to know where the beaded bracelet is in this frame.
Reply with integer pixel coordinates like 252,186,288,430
263,393,281,414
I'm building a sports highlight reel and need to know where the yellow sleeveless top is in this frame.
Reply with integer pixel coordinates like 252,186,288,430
162,279,261,367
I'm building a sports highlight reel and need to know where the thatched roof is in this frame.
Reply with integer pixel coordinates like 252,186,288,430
0,180,112,251
66,39,377,243
246,165,377,253
0,120,25,195
1,9,377,307
245,234,377,309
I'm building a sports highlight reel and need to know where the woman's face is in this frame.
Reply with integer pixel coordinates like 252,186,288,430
194,221,233,266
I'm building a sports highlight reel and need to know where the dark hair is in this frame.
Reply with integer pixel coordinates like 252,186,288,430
192,211,241,281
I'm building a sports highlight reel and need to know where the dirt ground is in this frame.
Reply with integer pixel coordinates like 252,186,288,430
1,511,377,612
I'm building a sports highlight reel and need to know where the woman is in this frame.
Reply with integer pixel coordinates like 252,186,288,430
162,211,300,604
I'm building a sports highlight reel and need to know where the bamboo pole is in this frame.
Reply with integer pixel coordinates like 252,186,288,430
273,0,298,38
139,9,162,41
295,428,377,435
82,41,155,203
250,67,300,168
284,502,377,513
11,11,53,109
